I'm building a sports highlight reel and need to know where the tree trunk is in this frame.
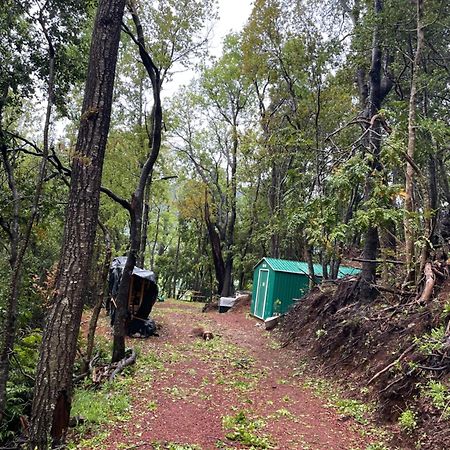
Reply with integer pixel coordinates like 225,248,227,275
359,0,390,301
29,1,125,446
111,1,163,362
404,0,424,283
150,206,161,268
0,145,20,423
205,193,225,295
238,176,261,290
172,226,182,298
83,224,112,374
306,246,316,288
112,203,139,363
138,175,152,267
221,122,238,297
269,161,280,258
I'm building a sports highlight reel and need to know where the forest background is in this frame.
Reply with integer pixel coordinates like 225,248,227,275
1,0,449,447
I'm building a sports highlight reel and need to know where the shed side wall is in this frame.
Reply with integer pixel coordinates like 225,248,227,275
271,272,310,315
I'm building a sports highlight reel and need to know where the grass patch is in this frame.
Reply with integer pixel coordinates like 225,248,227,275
334,398,370,425
71,379,132,425
68,378,132,448
303,377,372,424
68,431,109,449
222,411,273,449
137,350,165,370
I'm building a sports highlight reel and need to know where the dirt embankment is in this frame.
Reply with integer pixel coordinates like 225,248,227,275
278,277,450,450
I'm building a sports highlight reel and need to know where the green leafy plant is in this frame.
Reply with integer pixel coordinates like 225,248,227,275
315,327,327,339
441,301,450,318
414,326,445,355
366,444,390,450
0,330,42,442
398,409,417,433
422,380,450,417
335,398,370,425
222,411,272,448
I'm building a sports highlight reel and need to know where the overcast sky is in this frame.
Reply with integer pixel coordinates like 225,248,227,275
164,0,254,95
212,0,254,55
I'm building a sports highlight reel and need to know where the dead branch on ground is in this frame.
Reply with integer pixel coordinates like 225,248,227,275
368,343,416,385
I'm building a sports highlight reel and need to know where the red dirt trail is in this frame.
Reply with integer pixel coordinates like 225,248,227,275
82,300,378,450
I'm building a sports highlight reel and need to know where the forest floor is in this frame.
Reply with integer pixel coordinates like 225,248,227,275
72,299,387,450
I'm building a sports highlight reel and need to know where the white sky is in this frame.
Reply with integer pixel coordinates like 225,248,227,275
164,0,254,96
211,0,254,55
51,0,255,136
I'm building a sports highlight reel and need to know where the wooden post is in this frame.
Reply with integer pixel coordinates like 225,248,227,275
138,279,145,310
128,276,135,315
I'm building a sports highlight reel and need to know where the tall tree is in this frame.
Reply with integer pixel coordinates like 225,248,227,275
404,0,424,282
108,0,214,362
29,0,125,446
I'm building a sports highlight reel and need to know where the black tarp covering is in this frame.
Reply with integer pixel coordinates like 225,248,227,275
108,257,158,337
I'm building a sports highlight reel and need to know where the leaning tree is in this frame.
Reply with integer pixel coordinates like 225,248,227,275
29,0,126,447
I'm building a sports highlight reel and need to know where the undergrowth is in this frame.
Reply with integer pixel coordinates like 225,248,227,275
0,330,42,443
222,410,273,449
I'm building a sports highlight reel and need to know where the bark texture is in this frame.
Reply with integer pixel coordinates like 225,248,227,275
404,0,424,282
29,0,125,446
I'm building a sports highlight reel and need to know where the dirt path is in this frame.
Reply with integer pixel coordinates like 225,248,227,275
86,300,376,450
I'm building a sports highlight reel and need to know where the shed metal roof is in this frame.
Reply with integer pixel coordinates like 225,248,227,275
256,257,359,278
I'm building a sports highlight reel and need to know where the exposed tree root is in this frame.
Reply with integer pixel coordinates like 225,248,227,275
74,349,137,386
109,348,136,381
368,343,416,385
418,262,436,303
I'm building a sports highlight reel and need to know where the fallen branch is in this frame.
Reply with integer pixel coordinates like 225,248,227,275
417,365,448,371
417,262,435,303
73,371,89,384
109,348,136,381
367,343,416,385
379,375,406,394
351,257,404,265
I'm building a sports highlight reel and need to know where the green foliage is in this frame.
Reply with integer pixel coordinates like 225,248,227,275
414,326,446,356
422,381,450,418
2,0,450,444
398,409,418,433
315,327,327,339
365,444,390,450
335,398,370,425
0,330,42,442
441,302,450,319
222,411,273,449
71,378,132,427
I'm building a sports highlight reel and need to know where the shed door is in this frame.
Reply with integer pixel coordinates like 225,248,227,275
254,269,269,319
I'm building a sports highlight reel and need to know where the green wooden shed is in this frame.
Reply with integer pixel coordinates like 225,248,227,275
250,257,359,320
